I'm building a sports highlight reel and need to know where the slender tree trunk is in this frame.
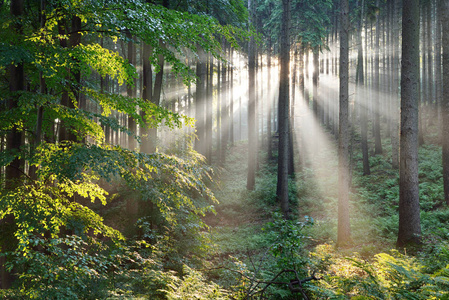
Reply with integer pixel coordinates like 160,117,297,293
247,0,256,190
221,42,229,165
397,0,422,247
216,59,221,160
385,7,391,139
230,48,235,146
267,34,273,160
29,0,46,180
59,16,80,143
337,0,352,246
144,41,165,152
238,53,242,141
141,43,154,153
357,0,370,176
391,0,401,169
195,46,207,155
313,47,319,119
259,53,264,150
206,54,213,162
441,0,449,205
127,32,137,150
277,0,291,218
373,0,383,155
419,7,426,146
289,46,297,175
305,49,309,79
2,0,24,289
426,1,434,125
255,43,260,171
435,0,442,136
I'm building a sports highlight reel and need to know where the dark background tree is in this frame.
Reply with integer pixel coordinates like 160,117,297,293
442,0,449,205
397,0,422,247
337,0,352,246
277,0,291,218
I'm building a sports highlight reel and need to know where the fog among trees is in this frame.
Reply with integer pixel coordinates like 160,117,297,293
1,0,449,298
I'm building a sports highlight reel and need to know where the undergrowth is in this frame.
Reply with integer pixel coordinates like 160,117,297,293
3,137,448,299
204,138,449,299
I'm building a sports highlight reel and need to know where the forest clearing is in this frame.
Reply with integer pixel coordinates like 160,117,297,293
1,0,449,299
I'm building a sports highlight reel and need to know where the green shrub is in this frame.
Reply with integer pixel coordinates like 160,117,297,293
163,265,229,300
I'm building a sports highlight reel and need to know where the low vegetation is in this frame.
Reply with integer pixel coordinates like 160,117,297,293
1,131,449,299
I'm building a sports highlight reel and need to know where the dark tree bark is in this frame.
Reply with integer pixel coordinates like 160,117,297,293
289,46,298,176
397,0,422,247
141,39,164,154
247,0,256,190
357,0,370,176
277,0,291,218
435,0,442,133
59,15,80,143
141,43,154,153
418,3,427,146
29,0,47,180
385,5,391,139
441,0,449,205
337,0,352,246
267,33,273,160
2,0,24,289
373,0,383,155
391,0,400,169
6,0,24,185
426,1,433,124
127,32,137,151
312,47,319,119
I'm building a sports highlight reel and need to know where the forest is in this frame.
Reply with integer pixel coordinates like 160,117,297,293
1,0,449,298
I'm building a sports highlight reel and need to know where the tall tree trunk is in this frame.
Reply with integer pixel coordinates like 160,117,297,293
397,0,422,247
391,0,401,169
141,43,154,153
277,0,291,219
267,34,273,160
59,16,80,143
220,42,229,165
247,0,256,190
313,47,319,119
418,5,426,146
206,54,213,162
150,42,165,151
357,0,370,176
29,0,46,180
441,0,449,205
299,43,305,131
216,59,221,160
195,47,207,155
2,0,24,289
255,43,260,171
426,1,433,125
337,0,352,246
289,46,297,175
127,32,137,150
435,0,442,135
141,40,164,153
384,7,391,139
373,0,383,155
230,48,235,146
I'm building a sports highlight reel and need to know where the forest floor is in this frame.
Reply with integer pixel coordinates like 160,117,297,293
203,127,449,298
206,135,391,263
